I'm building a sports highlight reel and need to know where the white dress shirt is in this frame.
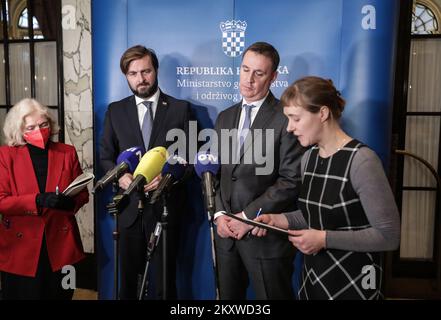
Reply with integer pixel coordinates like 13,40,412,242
214,92,269,221
135,88,160,128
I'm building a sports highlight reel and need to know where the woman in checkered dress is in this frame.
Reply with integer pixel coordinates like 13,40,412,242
252,76,400,300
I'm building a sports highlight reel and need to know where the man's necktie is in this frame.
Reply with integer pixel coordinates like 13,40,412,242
141,101,153,150
238,104,255,152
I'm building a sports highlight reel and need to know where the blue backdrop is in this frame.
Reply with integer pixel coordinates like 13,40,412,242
92,0,400,299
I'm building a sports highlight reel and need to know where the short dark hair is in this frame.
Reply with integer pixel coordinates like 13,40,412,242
120,45,159,74
242,42,280,72
281,76,346,120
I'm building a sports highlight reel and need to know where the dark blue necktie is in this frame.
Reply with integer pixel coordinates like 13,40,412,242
141,101,153,150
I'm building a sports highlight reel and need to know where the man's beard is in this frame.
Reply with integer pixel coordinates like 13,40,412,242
130,79,158,98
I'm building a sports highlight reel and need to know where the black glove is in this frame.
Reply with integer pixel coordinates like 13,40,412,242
36,192,75,211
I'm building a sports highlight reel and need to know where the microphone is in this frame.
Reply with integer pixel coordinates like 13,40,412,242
92,146,144,193
122,146,168,197
150,155,188,204
194,152,220,214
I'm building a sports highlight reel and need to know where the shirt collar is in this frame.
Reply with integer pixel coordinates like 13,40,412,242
135,88,160,106
241,91,269,109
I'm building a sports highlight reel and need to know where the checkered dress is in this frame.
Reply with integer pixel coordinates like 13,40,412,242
298,140,382,300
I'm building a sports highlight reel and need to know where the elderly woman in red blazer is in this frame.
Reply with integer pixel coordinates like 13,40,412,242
0,98,89,300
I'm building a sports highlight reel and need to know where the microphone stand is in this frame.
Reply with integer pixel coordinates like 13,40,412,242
161,194,169,300
107,178,144,300
200,171,220,299
207,207,220,300
137,185,147,299
105,180,122,300
138,194,168,300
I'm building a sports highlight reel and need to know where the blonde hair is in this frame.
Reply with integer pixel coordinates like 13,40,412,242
3,98,59,146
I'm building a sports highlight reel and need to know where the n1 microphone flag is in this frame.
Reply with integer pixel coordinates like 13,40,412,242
92,146,144,193
116,146,144,173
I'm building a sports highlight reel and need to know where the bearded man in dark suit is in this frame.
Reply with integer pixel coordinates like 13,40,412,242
100,45,191,300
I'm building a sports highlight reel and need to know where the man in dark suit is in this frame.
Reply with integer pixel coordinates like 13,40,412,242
214,42,304,299
100,45,191,299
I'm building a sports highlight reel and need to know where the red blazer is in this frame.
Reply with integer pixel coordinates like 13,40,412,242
0,142,89,277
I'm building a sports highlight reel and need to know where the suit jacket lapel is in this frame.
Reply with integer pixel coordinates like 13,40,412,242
46,143,64,192
149,92,168,149
127,96,145,148
223,104,242,176
231,103,242,131
250,92,278,131
14,146,40,194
